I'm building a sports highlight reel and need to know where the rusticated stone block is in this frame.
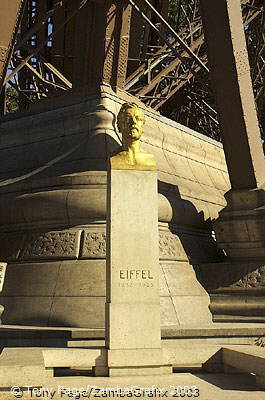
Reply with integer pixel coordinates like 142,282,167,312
80,231,106,259
21,230,81,260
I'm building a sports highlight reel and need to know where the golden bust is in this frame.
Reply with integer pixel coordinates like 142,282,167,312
110,102,157,170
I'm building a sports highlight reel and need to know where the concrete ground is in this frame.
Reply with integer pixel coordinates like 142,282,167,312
0,372,265,400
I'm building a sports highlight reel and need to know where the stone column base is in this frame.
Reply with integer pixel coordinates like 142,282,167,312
214,188,265,259
198,261,265,322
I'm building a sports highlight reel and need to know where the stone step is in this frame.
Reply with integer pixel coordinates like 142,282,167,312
67,340,105,347
222,345,265,389
43,348,106,368
1,345,265,389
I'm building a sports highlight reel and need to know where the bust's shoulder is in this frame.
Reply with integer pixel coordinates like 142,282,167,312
110,150,156,171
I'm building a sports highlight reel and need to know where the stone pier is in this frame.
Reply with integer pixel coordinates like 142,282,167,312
199,0,265,321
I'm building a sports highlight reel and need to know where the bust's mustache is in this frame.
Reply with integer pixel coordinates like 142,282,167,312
126,125,140,134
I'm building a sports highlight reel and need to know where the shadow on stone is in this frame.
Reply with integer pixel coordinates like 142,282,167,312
194,372,259,392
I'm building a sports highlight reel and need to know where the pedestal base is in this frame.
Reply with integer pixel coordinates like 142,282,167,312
93,365,172,377
198,261,265,322
93,348,172,377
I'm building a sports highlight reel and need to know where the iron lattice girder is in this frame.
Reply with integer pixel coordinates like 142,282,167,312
3,0,89,89
126,0,264,110
103,0,132,89
0,0,264,135
0,0,26,88
127,0,209,73
1,0,133,108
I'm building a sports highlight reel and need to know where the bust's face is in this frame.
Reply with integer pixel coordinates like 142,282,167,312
123,107,145,141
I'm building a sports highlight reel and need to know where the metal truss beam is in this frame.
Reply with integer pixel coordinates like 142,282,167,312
103,0,132,89
126,0,263,113
4,0,88,86
127,0,209,73
0,0,26,89
0,0,264,144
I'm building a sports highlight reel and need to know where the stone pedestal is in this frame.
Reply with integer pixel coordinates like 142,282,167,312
100,165,171,376
0,88,226,328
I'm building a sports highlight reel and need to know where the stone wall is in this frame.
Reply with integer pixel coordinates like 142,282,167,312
0,87,229,328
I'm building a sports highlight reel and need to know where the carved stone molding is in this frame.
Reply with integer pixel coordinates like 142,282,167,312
21,231,81,260
159,231,185,260
245,266,265,289
80,231,106,259
255,336,265,347
0,226,220,264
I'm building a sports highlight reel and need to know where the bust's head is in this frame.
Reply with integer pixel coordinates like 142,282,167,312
117,103,145,145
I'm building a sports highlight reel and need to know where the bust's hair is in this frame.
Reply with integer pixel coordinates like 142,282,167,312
117,102,145,133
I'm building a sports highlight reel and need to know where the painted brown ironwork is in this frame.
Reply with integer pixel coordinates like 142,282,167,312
103,0,132,89
0,0,264,142
125,0,263,107
0,0,26,88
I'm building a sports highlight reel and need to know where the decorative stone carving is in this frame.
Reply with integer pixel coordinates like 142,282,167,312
81,231,106,259
159,231,184,260
255,336,265,347
21,231,81,260
245,266,265,288
81,229,190,261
